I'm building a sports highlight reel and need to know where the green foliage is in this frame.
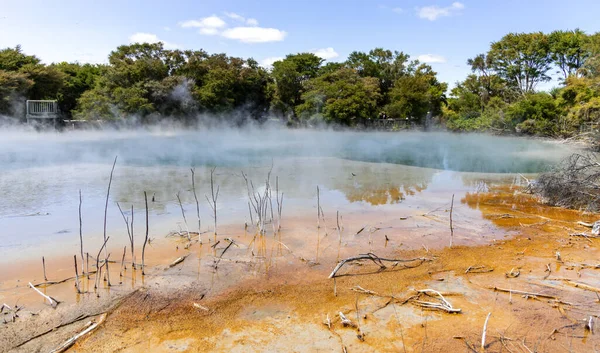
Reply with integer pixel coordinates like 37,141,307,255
270,53,323,117
506,93,562,136
385,64,447,123
488,32,553,94
548,29,588,79
0,70,34,115
296,68,380,125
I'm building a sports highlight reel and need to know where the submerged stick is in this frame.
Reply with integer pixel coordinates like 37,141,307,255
116,202,134,269
74,255,81,294
191,168,202,242
78,189,84,275
42,256,47,281
102,156,117,286
142,191,149,275
450,194,455,248
94,237,110,290
317,186,321,229
120,246,126,277
205,167,219,239
28,282,58,308
176,192,191,240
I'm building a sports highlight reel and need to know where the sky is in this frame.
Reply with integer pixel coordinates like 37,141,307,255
2,0,600,89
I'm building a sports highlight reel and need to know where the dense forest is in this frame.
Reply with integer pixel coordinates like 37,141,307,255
2,29,600,136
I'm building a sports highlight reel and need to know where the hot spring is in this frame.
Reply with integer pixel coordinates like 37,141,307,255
0,128,577,265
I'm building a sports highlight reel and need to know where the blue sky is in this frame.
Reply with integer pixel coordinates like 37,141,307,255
2,0,600,89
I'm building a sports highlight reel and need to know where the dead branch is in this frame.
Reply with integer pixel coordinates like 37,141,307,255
78,189,84,276
49,313,107,353
563,280,600,293
490,286,557,299
339,312,357,328
412,289,461,313
482,312,492,352
28,282,58,308
329,253,430,278
168,254,189,268
176,191,191,240
191,168,202,242
102,156,117,286
450,193,454,248
142,191,149,275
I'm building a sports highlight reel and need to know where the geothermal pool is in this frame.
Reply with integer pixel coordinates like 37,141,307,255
0,128,577,266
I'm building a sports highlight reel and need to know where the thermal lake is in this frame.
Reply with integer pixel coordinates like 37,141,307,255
0,128,577,266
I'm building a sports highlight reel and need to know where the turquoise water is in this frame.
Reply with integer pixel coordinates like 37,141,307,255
0,129,576,173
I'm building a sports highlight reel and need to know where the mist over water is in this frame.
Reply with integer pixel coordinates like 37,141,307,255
0,127,575,173
0,127,577,263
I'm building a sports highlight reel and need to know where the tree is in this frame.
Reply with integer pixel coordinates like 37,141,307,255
386,64,447,124
488,32,553,94
52,62,104,118
295,67,380,125
0,70,33,116
548,29,588,80
270,53,323,117
0,45,41,71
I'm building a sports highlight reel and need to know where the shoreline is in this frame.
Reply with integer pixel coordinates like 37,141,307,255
2,185,600,352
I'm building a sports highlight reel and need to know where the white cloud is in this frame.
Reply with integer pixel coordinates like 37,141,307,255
224,12,245,22
392,7,403,14
312,47,339,60
221,27,286,43
417,54,447,63
260,56,285,68
163,26,171,31
179,15,226,31
224,12,259,26
128,32,179,49
417,2,464,21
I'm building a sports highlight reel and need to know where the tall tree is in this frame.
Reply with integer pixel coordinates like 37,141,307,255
270,53,323,117
548,29,588,80
488,32,553,94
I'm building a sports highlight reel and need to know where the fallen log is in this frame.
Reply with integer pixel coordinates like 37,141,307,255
49,313,107,353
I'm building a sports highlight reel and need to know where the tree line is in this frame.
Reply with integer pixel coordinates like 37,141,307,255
1,29,600,136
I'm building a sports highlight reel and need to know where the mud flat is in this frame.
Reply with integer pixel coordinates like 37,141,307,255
2,183,600,353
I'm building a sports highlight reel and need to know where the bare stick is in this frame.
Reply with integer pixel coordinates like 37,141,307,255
28,282,58,308
142,191,149,275
49,313,107,353
329,253,430,278
130,204,135,269
120,246,126,277
176,192,190,240
74,255,81,294
490,286,557,299
481,312,491,352
205,167,219,239
42,256,47,281
191,168,202,242
317,186,320,228
116,202,134,269
102,156,117,286
78,189,84,275
94,236,110,290
103,156,117,256
86,252,90,279
168,254,189,268
450,194,455,248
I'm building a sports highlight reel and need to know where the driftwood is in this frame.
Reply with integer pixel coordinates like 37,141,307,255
339,312,357,328
412,289,461,313
490,286,556,299
168,254,189,268
49,313,107,353
481,312,492,352
563,280,600,293
329,253,430,278
28,282,58,308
